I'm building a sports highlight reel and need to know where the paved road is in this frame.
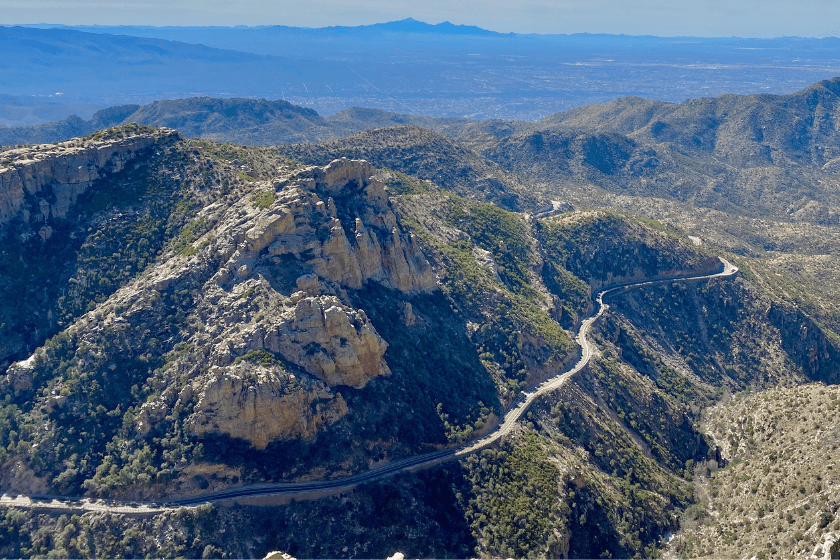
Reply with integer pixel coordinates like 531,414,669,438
0,258,738,513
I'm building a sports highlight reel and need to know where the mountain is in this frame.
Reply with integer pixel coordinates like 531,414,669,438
8,78,840,333
540,78,840,167
0,26,346,108
42,18,507,46
120,98,324,145
6,24,840,122
453,78,840,224
5,76,840,559
8,77,840,219
438,80,840,348
325,106,472,138
1,123,839,558
8,79,840,331
369,17,506,36
0,98,471,147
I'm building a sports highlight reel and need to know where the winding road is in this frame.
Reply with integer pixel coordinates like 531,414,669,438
0,258,738,514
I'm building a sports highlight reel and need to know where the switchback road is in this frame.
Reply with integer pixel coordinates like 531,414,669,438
0,258,738,514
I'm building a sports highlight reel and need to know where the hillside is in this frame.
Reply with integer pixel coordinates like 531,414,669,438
429,79,840,344
276,125,539,212
542,78,840,167
123,98,325,145
463,78,840,225
0,125,838,558
663,383,840,559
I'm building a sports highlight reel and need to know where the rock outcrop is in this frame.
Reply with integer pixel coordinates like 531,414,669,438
187,363,349,450
273,158,437,293
265,295,390,388
177,159,437,446
203,283,392,391
215,158,436,295
0,126,179,226
60,156,436,450
5,354,35,393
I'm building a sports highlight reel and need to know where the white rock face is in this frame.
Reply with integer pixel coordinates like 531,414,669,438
245,209,295,253
283,159,437,293
316,157,374,194
811,532,839,560
215,158,437,296
0,128,179,226
263,295,390,389
188,363,348,450
5,353,36,392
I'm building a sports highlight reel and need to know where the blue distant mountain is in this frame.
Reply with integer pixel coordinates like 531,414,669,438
3,22,840,124
368,18,505,36
0,26,341,105
30,18,506,37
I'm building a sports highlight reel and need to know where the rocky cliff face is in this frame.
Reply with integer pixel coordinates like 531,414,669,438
5,156,438,453
767,301,840,384
247,158,438,294
182,157,434,381
186,362,349,451
0,126,178,228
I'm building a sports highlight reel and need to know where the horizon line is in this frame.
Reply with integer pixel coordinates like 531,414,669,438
6,20,840,41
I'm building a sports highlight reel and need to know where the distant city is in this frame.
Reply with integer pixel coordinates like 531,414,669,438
2,20,840,126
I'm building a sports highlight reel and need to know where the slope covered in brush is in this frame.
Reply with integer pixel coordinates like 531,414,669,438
473,78,840,224
276,125,540,212
2,125,840,559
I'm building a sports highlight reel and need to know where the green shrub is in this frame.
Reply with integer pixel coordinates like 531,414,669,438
252,191,275,209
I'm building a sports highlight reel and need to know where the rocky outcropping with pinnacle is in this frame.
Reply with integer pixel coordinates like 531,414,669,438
6,156,438,450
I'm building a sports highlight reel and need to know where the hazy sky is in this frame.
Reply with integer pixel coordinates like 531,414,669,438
2,0,839,37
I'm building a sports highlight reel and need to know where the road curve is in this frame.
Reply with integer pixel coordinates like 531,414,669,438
1,258,738,513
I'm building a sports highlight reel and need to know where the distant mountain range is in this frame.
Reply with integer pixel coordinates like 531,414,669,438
0,26,340,104
3,22,840,123
40,18,508,40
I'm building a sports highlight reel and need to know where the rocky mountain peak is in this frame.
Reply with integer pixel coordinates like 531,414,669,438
155,157,439,447
315,157,374,193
